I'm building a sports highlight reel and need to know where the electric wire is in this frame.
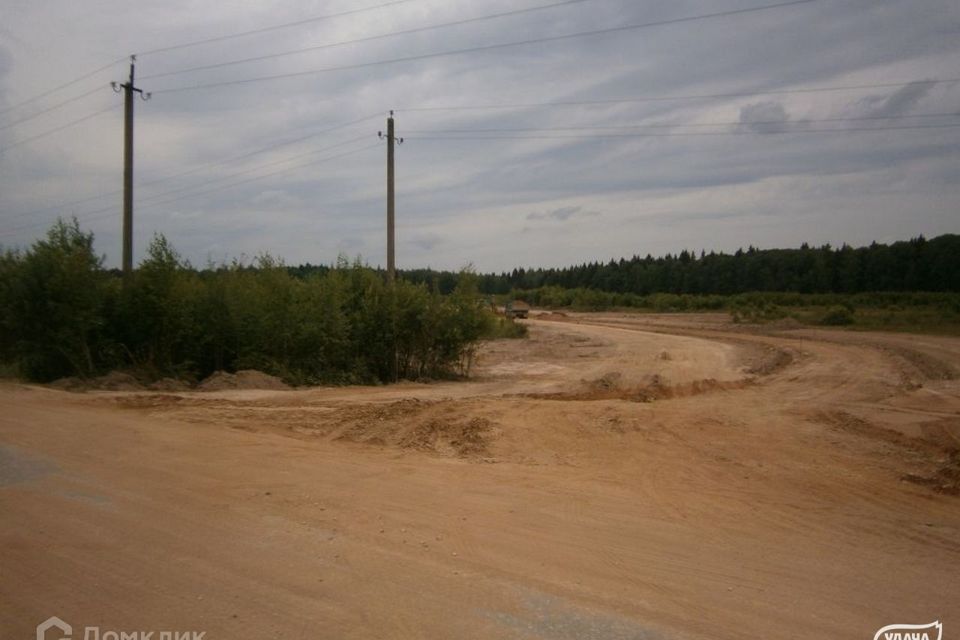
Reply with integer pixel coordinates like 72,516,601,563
134,142,380,218
131,135,372,203
136,0,420,57
0,58,125,117
0,142,381,237
1,113,382,223
408,122,960,140
141,0,595,81
397,79,960,112
404,111,960,133
152,0,818,94
0,86,107,131
0,104,119,155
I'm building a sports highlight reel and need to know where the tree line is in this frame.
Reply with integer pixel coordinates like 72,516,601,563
379,234,960,296
0,220,498,384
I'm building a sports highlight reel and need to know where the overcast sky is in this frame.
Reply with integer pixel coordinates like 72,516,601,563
1,0,958,271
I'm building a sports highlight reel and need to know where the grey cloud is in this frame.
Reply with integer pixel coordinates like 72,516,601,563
410,233,442,251
2,0,959,271
738,102,791,134
526,206,601,222
856,81,933,118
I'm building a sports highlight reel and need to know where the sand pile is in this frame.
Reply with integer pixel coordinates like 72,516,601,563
323,399,498,459
51,371,144,392
198,369,290,391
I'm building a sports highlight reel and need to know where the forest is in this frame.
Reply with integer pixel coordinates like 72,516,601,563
386,234,960,296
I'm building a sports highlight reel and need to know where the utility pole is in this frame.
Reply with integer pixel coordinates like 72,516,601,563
378,111,402,283
111,56,150,276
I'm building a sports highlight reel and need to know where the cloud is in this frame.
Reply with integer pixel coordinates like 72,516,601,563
250,189,303,209
0,0,958,271
856,81,933,118
527,205,600,222
409,232,442,251
737,101,791,134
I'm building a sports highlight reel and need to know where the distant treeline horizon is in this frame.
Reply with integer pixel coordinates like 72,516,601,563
287,234,959,296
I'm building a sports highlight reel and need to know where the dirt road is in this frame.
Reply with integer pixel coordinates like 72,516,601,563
2,313,959,639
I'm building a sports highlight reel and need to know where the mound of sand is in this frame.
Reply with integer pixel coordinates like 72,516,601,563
50,371,144,392
148,378,192,392
198,369,290,391
316,399,498,459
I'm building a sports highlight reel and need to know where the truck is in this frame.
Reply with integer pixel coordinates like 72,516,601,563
505,300,531,319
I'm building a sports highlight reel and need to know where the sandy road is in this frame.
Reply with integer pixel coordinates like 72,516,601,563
2,314,959,639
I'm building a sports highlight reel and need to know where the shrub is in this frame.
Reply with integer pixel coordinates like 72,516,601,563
486,317,529,339
1,219,107,381
0,222,500,385
820,306,855,326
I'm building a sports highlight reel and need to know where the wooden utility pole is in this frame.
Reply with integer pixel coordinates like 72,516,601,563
379,111,402,282
112,56,150,276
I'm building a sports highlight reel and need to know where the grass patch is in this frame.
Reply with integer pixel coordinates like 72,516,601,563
485,316,529,339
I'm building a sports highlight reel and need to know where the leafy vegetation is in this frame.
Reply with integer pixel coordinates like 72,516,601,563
0,220,497,384
498,287,960,333
304,235,960,333
481,235,960,295
4,222,958,385
384,235,960,296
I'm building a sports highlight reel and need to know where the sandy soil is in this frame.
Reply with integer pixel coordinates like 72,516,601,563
2,313,959,639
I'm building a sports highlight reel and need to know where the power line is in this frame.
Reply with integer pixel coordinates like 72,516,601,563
397,79,960,112
0,58,124,117
153,0,819,94
147,112,382,183
136,0,420,57
405,112,960,133
141,0,594,81
408,122,960,140
115,112,380,193
152,143,382,235
0,139,380,237
0,86,107,131
0,104,119,155
1,113,382,223
131,135,372,203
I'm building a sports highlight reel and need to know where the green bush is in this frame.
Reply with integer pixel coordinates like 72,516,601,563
486,317,529,339
0,220,498,385
0,219,108,381
820,306,855,326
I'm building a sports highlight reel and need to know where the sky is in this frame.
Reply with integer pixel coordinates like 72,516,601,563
0,0,958,272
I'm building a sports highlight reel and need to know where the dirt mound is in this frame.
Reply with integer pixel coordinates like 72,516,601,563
50,371,144,392
49,377,84,391
327,399,498,459
815,410,933,451
743,345,794,376
879,344,956,382
589,372,622,391
397,417,494,457
148,377,192,392
95,372,144,391
902,451,960,496
523,375,749,403
814,410,959,495
198,369,290,391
